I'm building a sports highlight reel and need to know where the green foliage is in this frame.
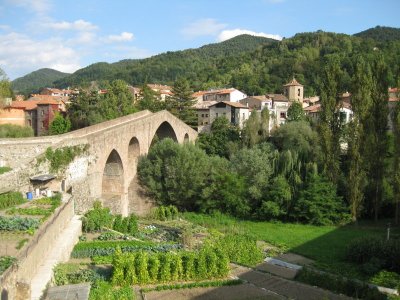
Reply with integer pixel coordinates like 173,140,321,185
53,264,104,286
354,26,400,43
71,240,181,258
370,270,400,289
11,68,69,96
293,174,350,225
0,124,34,138
16,238,29,250
112,213,137,235
213,234,264,266
82,201,113,233
111,247,229,285
43,144,88,173
287,101,305,122
346,237,400,273
90,280,134,300
296,267,387,300
197,117,241,158
96,231,121,241
153,205,179,221
7,206,51,217
0,216,40,231
136,83,165,112
141,279,243,292
0,256,16,274
0,192,25,210
0,166,12,175
49,113,71,135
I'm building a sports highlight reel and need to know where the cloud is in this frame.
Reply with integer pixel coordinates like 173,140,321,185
217,29,283,42
181,18,227,38
6,0,50,14
106,32,134,42
46,19,98,31
0,32,81,79
0,25,11,31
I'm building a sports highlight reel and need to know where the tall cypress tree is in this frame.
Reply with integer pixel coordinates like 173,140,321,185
393,98,400,225
168,78,197,127
348,56,373,222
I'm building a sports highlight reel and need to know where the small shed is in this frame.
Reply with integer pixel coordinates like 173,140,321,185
30,174,57,196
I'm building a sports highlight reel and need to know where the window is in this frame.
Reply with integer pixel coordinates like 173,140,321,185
42,121,45,128
243,113,245,119
28,120,32,126
41,110,44,116
216,113,219,117
205,114,208,117
298,88,301,97
223,112,226,116
280,112,286,118
201,114,204,117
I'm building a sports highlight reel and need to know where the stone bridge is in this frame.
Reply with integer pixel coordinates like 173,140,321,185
0,110,197,216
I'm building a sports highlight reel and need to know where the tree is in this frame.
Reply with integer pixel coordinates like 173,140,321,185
196,117,241,158
68,90,102,129
367,55,389,221
287,101,305,122
49,113,71,135
167,78,197,127
318,56,343,183
137,83,165,112
242,109,271,147
260,175,292,220
393,99,400,225
0,68,13,107
347,56,372,222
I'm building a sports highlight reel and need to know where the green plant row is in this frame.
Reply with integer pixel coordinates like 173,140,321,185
7,206,51,216
152,205,179,221
89,280,135,300
0,216,40,231
31,195,61,207
211,234,264,266
0,256,16,274
71,241,182,258
296,267,389,300
92,255,113,264
141,278,243,292
112,246,230,285
0,192,25,210
346,237,400,273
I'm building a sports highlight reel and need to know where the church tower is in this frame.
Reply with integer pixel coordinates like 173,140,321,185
283,77,304,103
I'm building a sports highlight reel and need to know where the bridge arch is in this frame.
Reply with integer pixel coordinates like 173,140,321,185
102,149,124,211
128,137,140,173
151,121,178,146
184,133,189,143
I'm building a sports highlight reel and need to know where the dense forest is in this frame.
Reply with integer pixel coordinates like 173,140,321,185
12,68,70,95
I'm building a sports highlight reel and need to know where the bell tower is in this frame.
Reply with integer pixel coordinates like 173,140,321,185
283,77,304,103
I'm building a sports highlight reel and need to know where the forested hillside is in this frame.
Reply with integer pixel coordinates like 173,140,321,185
54,34,275,89
12,68,70,95
354,26,400,42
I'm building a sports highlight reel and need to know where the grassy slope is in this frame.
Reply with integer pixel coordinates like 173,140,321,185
183,212,400,278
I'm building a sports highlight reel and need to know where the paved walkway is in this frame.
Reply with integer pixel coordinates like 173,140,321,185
30,215,82,300
231,264,352,300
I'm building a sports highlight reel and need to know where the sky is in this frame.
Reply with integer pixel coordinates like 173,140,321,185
0,0,399,80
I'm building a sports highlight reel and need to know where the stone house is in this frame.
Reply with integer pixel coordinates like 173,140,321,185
193,88,247,104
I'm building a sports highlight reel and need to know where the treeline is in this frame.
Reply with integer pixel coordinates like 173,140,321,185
137,53,400,225
52,30,400,97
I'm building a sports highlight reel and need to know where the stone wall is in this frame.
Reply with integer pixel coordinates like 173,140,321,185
0,195,75,300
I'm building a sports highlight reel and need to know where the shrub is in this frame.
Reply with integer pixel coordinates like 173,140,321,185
0,256,16,274
296,267,387,300
82,201,113,232
89,280,134,300
0,216,40,231
0,192,25,210
346,237,400,273
214,234,264,266
97,232,121,241
112,213,138,235
0,124,33,138
54,264,103,286
370,270,400,289
43,145,88,173
153,205,179,221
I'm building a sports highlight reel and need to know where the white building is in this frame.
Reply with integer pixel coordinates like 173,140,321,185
193,88,247,104
209,101,249,129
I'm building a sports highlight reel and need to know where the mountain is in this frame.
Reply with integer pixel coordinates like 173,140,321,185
354,26,400,42
54,34,276,88
12,68,70,95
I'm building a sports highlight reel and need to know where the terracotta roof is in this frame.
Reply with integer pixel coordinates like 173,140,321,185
28,94,67,102
266,94,288,101
37,99,59,105
192,101,217,109
304,104,321,113
389,88,398,93
283,77,303,87
10,100,38,110
389,97,399,102
210,101,248,109
147,84,172,91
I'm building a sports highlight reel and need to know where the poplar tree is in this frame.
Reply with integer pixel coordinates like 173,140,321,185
393,99,400,225
348,56,373,222
368,55,389,221
319,56,343,183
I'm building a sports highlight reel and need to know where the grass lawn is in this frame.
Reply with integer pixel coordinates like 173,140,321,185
0,166,12,175
183,212,400,279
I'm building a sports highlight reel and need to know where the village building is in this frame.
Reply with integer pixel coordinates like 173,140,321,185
193,88,247,104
